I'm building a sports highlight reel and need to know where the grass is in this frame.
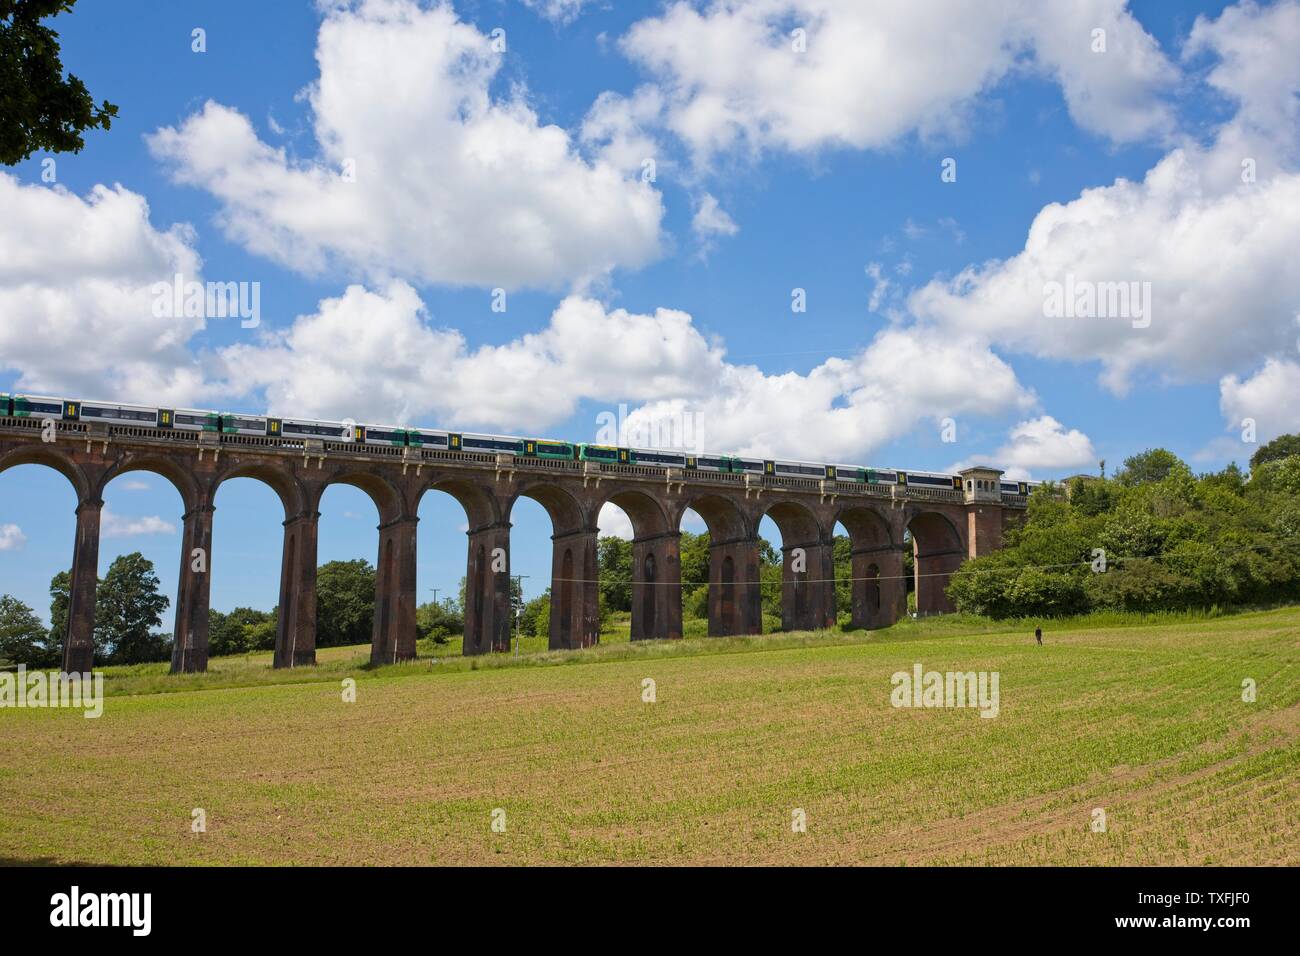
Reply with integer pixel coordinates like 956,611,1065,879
0,607,1296,865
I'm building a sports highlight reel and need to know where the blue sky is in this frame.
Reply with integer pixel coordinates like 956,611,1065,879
3,0,1299,628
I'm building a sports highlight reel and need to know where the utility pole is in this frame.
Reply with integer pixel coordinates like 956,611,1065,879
512,574,530,656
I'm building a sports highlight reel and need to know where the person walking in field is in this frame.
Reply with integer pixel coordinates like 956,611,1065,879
1035,625,1043,646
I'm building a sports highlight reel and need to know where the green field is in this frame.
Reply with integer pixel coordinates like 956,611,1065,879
1,608,1297,865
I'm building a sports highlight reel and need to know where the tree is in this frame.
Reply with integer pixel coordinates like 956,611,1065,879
1116,448,1180,486
416,600,463,645
47,568,69,646
95,552,169,664
243,617,277,652
597,536,632,613
1250,433,1300,472
948,449,1300,618
0,0,118,165
0,594,47,665
315,559,375,647
209,606,275,656
679,531,710,619
518,591,550,639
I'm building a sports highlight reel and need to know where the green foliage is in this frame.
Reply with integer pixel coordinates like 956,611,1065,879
0,0,119,165
47,568,69,650
315,559,375,647
95,552,169,664
209,607,276,656
949,442,1300,618
518,592,550,639
597,536,632,613
1250,456,1300,496
1250,434,1300,471
0,593,48,666
416,600,463,645
1116,448,1181,486
678,531,710,620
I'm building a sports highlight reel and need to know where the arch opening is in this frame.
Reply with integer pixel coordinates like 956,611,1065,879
907,510,965,616
0,462,80,668
836,505,901,630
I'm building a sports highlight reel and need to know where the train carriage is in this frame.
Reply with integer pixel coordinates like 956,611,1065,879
220,413,281,438
897,470,963,490
770,459,830,480
352,423,408,446
77,400,162,427
168,409,221,432
407,428,450,450
629,447,688,468
684,454,732,473
578,444,628,464
452,433,525,455
280,418,352,442
11,394,73,420
526,439,577,460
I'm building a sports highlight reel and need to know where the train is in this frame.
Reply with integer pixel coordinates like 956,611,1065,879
0,392,1035,497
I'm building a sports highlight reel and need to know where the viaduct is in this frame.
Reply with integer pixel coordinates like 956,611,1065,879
0,414,1024,674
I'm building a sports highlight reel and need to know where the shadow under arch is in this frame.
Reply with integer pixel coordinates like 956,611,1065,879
672,493,761,637
907,509,966,615
760,499,835,632
597,488,680,641
836,503,904,629
508,481,597,650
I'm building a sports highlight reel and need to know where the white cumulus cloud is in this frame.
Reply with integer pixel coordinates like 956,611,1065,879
908,0,1300,397
952,416,1097,480
0,174,209,404
101,508,177,538
148,0,664,291
621,0,1176,167
0,523,27,552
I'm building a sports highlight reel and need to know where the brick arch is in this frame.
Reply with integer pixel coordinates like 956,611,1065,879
509,481,589,536
907,508,967,615
0,444,92,501
672,492,751,542
212,462,305,520
599,488,672,539
598,488,680,642
98,454,202,513
0,443,99,673
324,470,405,524
510,482,597,651
674,492,761,637
419,475,501,531
762,499,836,632
422,475,510,657
836,504,904,629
